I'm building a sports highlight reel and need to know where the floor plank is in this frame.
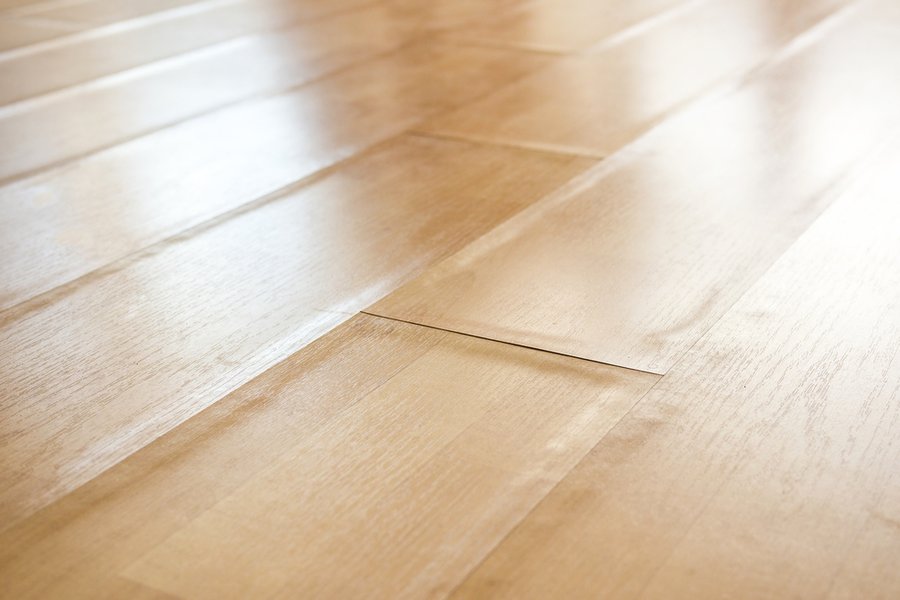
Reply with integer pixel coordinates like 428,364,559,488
0,314,656,599
0,0,56,11
371,14,900,374
0,15,78,50
0,133,591,530
0,41,550,310
443,0,688,52
0,0,378,106
125,317,654,599
0,6,445,181
450,131,900,600
0,315,447,599
421,0,849,157
16,0,229,26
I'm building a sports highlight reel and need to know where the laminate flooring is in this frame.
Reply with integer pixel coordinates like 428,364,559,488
1,0,898,597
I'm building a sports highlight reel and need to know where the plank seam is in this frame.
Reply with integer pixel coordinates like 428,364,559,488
361,311,663,376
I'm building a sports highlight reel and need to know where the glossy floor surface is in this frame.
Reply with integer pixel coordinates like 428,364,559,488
1,0,899,598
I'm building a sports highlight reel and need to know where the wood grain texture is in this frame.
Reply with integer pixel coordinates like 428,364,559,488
443,0,687,52
422,0,849,157
2,0,898,597
450,133,900,600
0,0,379,106
372,15,900,374
121,314,657,599
0,315,447,600
0,6,438,181
0,41,551,310
0,134,592,528
0,314,655,599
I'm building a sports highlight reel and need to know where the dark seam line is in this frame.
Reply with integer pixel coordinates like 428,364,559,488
361,310,663,376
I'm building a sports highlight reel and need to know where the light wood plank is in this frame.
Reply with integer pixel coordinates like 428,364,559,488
0,314,655,599
19,0,228,26
0,0,55,11
442,0,688,52
0,41,550,310
450,132,900,600
371,15,900,374
0,15,77,51
0,133,592,529
0,6,440,181
422,0,850,157
385,0,537,31
120,315,657,599
0,315,447,599
0,0,379,106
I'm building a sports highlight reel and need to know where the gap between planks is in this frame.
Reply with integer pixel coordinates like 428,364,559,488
361,311,663,376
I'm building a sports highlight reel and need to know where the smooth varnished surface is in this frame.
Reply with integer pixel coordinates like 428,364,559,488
2,0,900,597
12,0,234,27
0,16,78,51
0,0,380,105
449,133,900,600
0,314,655,599
422,0,849,156
373,15,900,373
0,134,591,526
123,315,656,599
0,42,550,309
0,9,469,181
444,0,686,52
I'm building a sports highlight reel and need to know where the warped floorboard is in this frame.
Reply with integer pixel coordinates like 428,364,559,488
371,13,900,373
1,0,898,597
448,133,900,600
0,134,591,527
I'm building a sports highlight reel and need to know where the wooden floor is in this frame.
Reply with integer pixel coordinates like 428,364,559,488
1,0,899,597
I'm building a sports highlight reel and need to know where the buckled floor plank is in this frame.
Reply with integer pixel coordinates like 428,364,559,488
370,15,900,374
0,313,656,599
0,133,592,528
448,130,900,600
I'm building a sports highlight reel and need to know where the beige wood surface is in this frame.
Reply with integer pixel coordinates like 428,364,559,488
0,42,550,310
449,134,900,600
1,0,899,597
372,15,900,374
0,315,452,599
15,0,232,26
0,134,590,528
123,315,656,599
0,0,51,11
422,0,850,157
444,0,687,52
0,314,655,599
0,0,379,105
0,15,78,50
0,8,447,181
